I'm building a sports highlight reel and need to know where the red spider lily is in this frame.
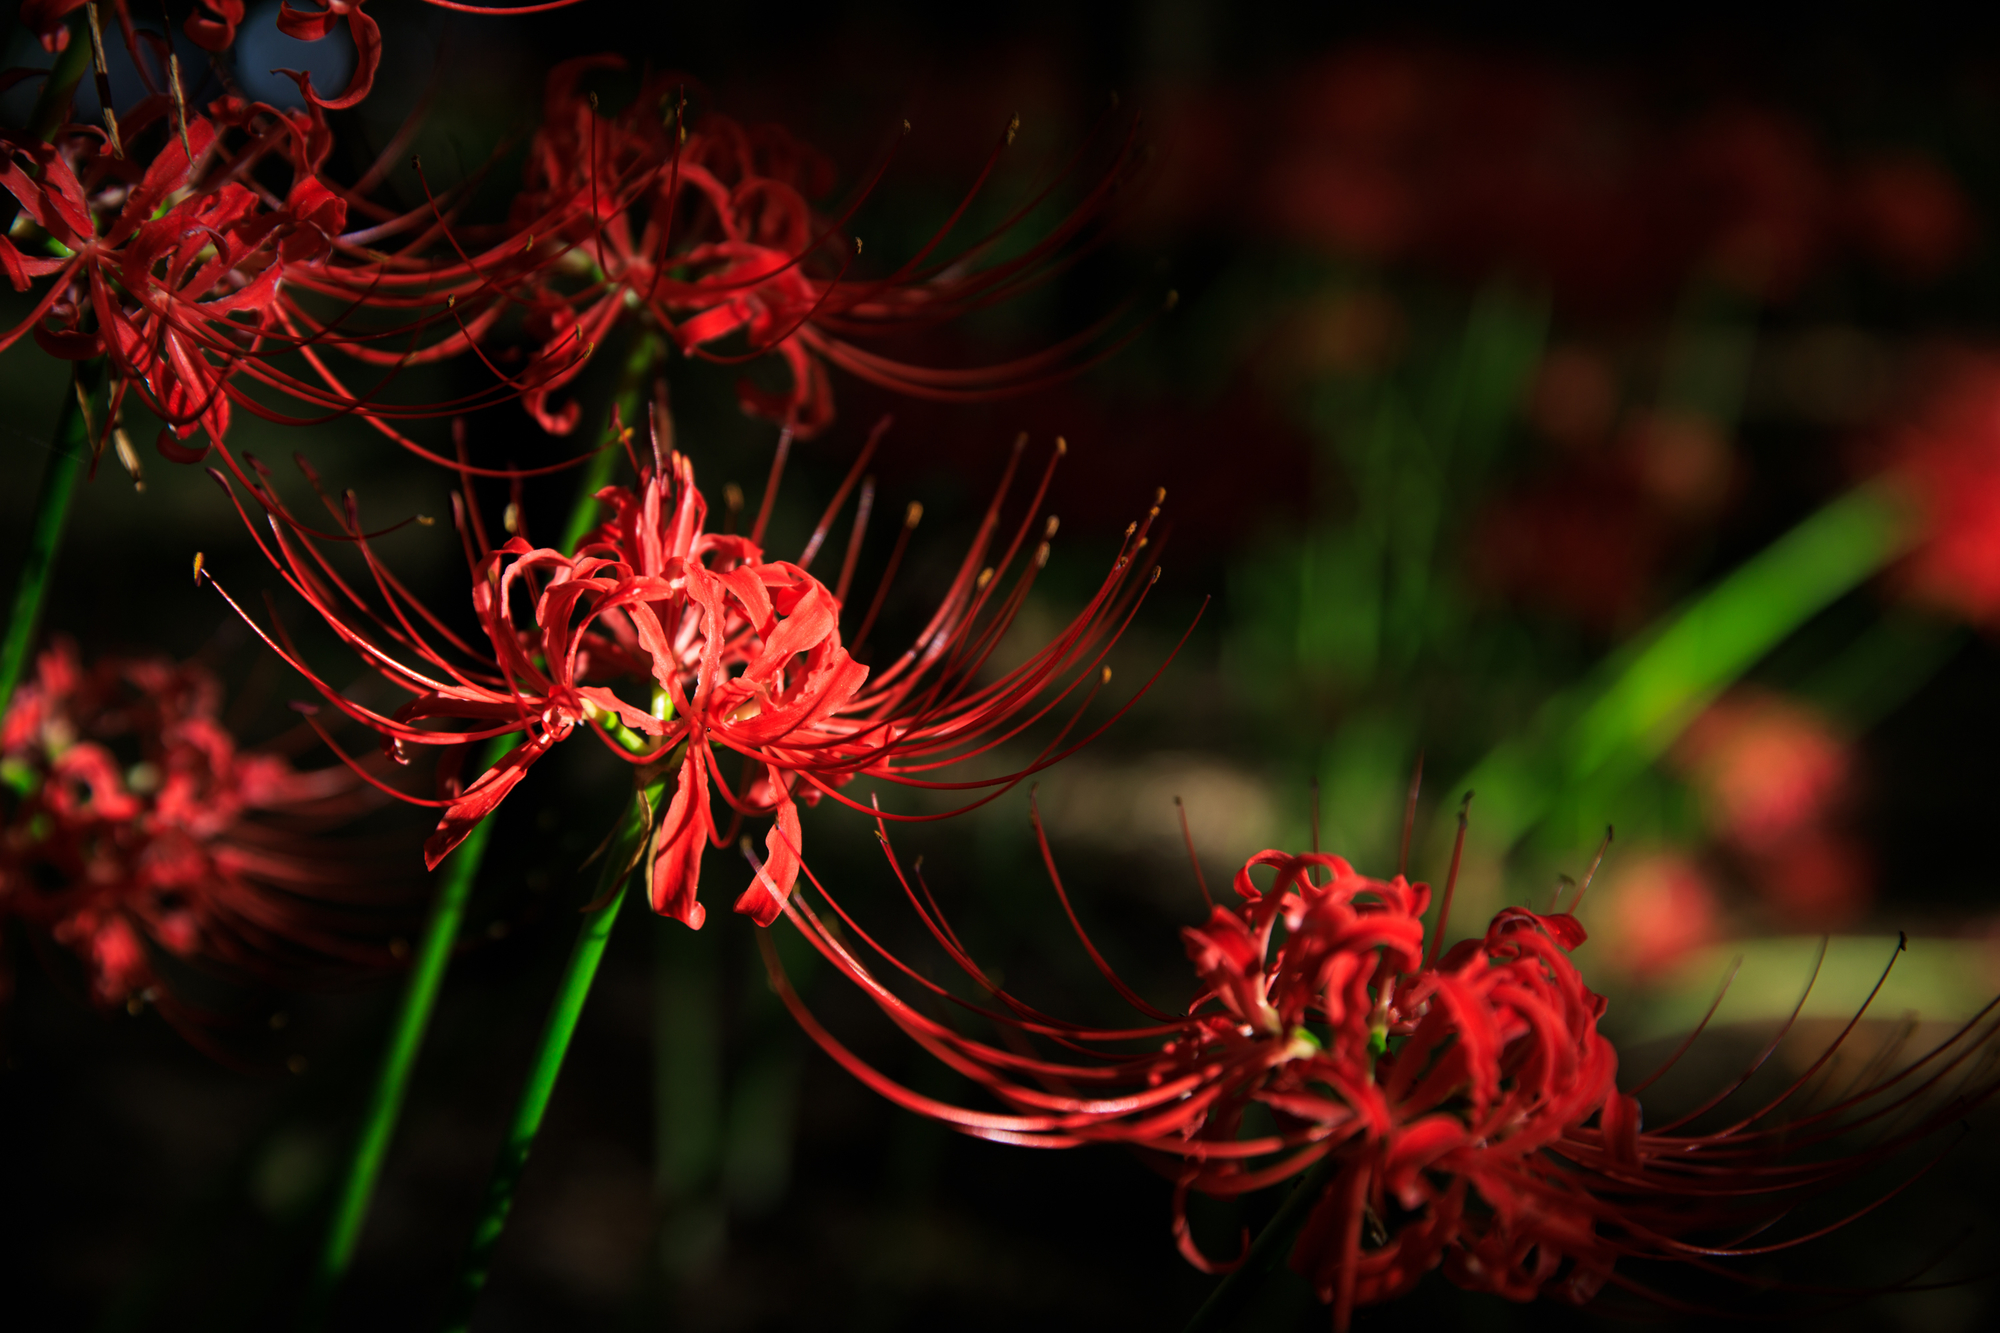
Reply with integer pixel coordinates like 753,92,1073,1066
758,805,2000,1328
0,640,406,1048
0,98,351,462
1884,354,2000,628
341,56,1147,439
202,416,1174,931
0,93,585,482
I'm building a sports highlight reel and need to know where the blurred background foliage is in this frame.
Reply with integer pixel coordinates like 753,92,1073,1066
9,2,2000,1330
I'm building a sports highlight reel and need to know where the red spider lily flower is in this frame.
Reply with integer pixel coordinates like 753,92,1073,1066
354,56,1147,439
0,97,351,465
0,640,405,1047
202,418,1174,931
1883,354,2000,627
759,806,2000,1328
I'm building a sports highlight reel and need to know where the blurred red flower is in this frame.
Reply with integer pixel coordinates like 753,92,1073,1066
0,641,398,1041
1595,853,1720,979
1676,690,1852,854
1886,355,2000,626
1842,152,1976,284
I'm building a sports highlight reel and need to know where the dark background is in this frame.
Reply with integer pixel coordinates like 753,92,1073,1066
6,2,2000,1330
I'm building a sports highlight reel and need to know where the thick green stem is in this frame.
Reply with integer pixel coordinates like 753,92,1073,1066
299,738,515,1330
0,360,99,718
1181,1155,1339,1333
442,781,660,1331
559,331,666,555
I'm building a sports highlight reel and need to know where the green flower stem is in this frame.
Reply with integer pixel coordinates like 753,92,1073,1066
303,345,664,1322
0,360,100,719
0,33,104,719
1181,1155,1339,1333
443,777,662,1332
299,735,516,1330
559,330,666,555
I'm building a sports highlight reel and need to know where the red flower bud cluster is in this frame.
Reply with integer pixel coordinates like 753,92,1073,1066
763,809,2000,1327
6,8,1121,476
0,641,398,1037
208,420,1170,932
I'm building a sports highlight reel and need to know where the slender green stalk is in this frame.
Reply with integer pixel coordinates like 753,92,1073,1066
303,337,660,1322
0,30,103,719
0,361,98,718
443,780,661,1331
560,331,666,554
299,739,515,1330
1181,1155,1339,1333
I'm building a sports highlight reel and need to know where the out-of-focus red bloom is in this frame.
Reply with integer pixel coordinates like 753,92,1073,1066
1675,108,1830,302
1673,690,1872,929
1596,853,1720,979
360,57,1143,439
1468,460,1666,634
0,641,397,1038
1676,690,1851,854
1759,827,1872,928
1842,152,1976,285
764,814,2000,1327
206,419,1169,930
1885,355,2000,626
1471,376,1737,634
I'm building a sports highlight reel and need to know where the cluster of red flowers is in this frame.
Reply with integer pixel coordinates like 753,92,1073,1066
1,9,1135,480
206,417,1169,931
763,808,2000,1326
0,640,394,1037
